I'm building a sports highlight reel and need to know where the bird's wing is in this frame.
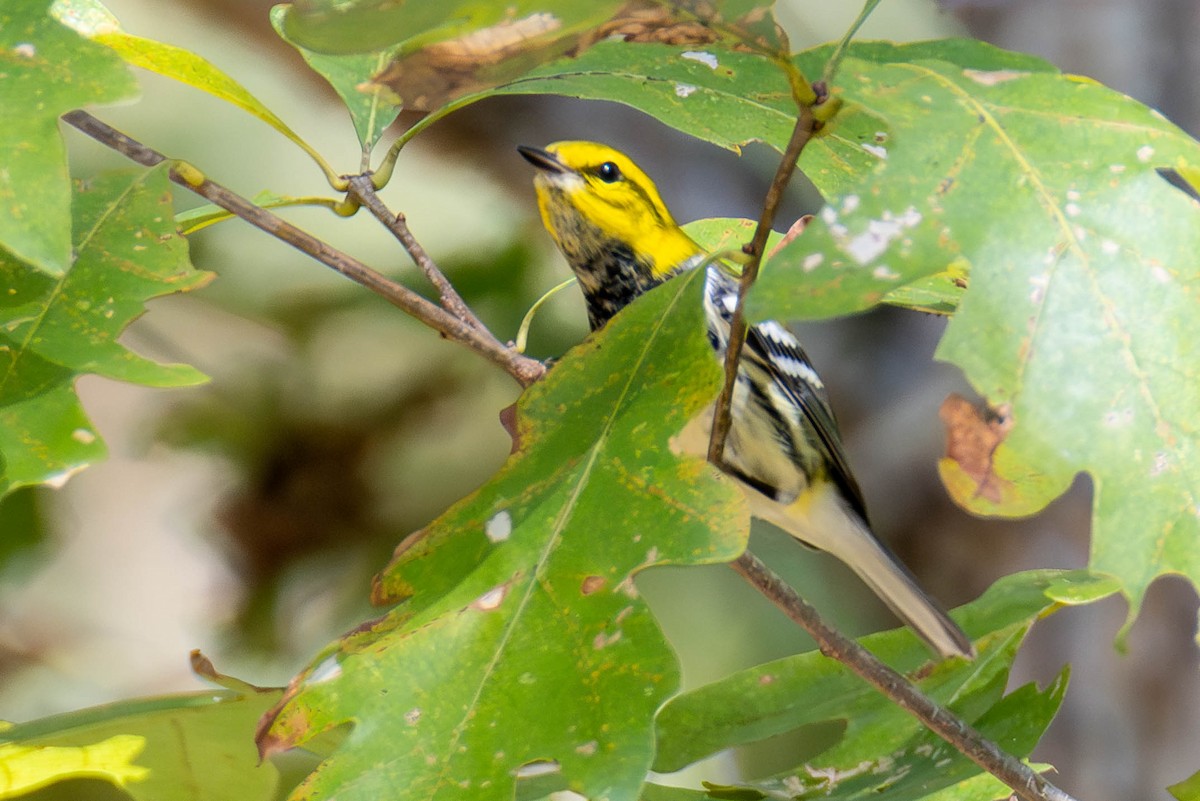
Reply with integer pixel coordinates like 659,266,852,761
742,320,871,524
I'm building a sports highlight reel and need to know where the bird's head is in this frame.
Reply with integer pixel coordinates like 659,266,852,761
518,141,700,282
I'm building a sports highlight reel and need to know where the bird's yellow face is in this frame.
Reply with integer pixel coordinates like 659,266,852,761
519,141,700,281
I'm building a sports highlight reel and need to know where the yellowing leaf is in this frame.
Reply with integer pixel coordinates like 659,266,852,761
0,735,148,797
1,688,286,801
51,0,338,182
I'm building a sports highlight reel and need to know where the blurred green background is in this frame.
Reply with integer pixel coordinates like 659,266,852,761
1,1,1197,799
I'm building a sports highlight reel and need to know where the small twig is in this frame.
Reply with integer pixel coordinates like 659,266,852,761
345,174,487,331
707,105,817,465
62,110,546,388
731,550,1079,801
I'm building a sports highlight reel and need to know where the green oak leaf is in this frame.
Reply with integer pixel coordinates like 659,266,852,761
0,0,137,276
0,166,211,497
412,39,1053,197
275,0,626,116
758,671,1065,801
749,44,1200,635
274,0,785,60
425,41,844,171
257,268,747,801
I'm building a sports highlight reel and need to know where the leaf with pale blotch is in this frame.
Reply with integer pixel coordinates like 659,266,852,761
257,269,747,801
0,0,137,276
0,166,211,497
435,38,1053,202
749,42,1200,636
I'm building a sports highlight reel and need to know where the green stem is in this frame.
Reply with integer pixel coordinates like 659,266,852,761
371,94,485,188
822,0,883,86
176,196,346,235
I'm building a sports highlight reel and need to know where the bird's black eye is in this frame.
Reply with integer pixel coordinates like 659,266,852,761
597,161,621,183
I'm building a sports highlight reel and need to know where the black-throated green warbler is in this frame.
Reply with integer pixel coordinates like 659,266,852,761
519,141,973,660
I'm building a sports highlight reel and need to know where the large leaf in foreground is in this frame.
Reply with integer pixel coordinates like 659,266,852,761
751,44,1200,630
454,34,1200,623
0,166,211,496
257,269,747,801
0,0,136,275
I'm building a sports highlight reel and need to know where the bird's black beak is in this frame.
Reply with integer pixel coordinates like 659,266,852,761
518,145,568,174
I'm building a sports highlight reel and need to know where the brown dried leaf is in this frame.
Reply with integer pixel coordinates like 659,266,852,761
371,0,781,111
768,214,813,258
499,401,521,453
589,1,718,46
372,12,572,111
938,392,1012,504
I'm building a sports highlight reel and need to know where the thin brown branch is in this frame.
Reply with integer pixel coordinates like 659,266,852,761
731,550,1080,801
707,104,817,465
345,174,487,331
62,110,546,389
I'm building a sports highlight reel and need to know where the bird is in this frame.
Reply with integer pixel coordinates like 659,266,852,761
518,140,973,660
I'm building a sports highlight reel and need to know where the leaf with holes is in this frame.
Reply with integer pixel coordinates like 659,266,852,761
0,0,137,276
746,41,1200,635
0,166,210,497
256,269,747,801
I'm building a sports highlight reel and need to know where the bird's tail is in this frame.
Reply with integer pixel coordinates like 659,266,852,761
747,482,975,660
